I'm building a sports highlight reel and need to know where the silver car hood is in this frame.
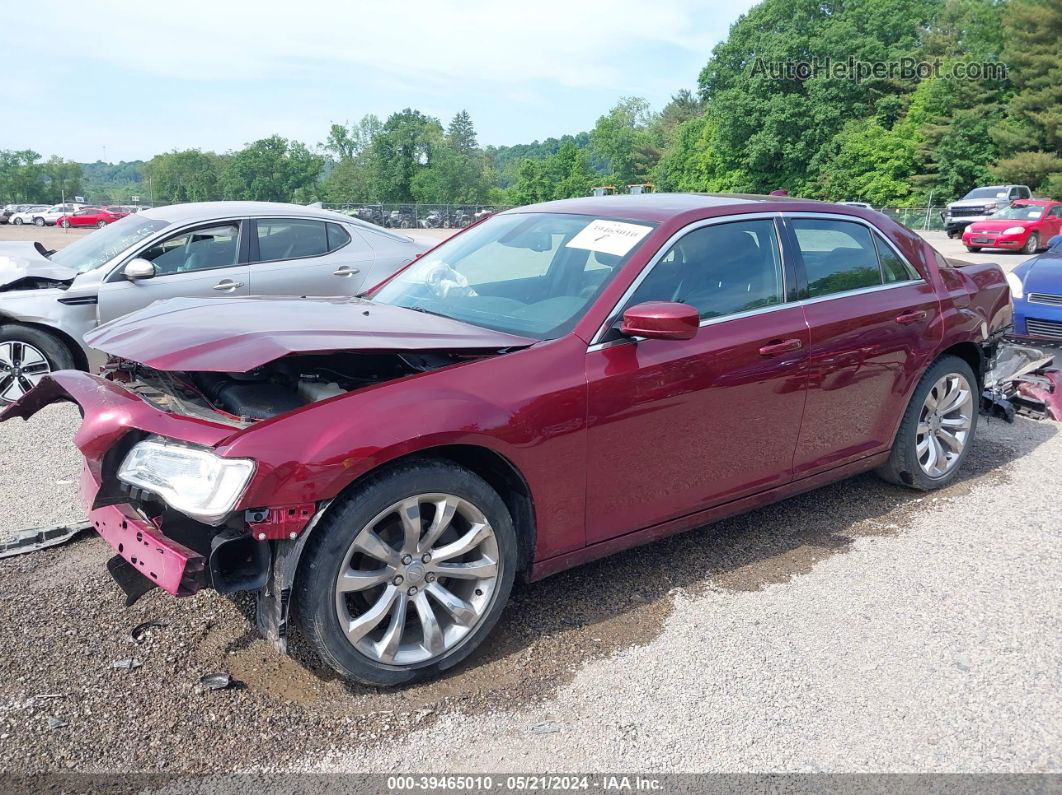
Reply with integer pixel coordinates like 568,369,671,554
949,198,1002,208
0,242,79,289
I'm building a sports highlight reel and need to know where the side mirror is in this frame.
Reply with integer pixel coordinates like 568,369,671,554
1048,235,1062,252
123,258,156,281
620,301,699,341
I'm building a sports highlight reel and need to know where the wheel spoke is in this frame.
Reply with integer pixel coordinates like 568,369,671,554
921,434,938,472
374,593,408,662
432,557,497,580
418,496,459,553
939,386,969,415
431,522,491,563
923,389,939,413
19,346,46,368
0,375,20,401
413,591,445,655
398,497,422,553
0,344,12,369
10,342,23,367
21,361,50,375
426,582,477,627
916,421,930,436
337,567,393,592
937,428,964,454
931,436,947,474
352,529,400,567
940,415,968,430
342,585,398,644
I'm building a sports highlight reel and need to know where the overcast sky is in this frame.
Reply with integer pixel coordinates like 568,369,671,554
1,0,758,163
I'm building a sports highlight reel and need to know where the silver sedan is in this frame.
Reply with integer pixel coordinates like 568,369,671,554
0,201,429,403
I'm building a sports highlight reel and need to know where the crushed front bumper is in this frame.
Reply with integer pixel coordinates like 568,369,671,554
982,342,1062,421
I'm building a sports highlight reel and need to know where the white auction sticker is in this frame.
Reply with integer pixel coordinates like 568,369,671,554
565,219,653,257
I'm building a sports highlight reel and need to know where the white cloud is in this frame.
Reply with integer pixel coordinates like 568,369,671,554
7,0,754,90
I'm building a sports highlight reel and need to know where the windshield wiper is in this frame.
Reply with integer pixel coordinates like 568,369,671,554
403,305,451,319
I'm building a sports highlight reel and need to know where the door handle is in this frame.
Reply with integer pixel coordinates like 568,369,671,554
896,310,927,325
758,338,803,356
213,280,244,291
333,266,360,277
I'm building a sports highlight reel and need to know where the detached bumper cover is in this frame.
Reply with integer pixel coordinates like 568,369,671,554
81,466,205,596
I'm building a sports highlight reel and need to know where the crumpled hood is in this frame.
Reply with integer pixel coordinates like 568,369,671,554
0,242,78,288
85,295,536,372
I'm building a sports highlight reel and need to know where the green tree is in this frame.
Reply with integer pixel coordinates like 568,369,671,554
142,150,222,203
654,116,738,192
590,97,661,186
0,150,46,202
368,109,444,202
990,152,1062,191
220,136,323,202
508,140,596,204
319,115,382,202
43,157,82,203
446,110,478,154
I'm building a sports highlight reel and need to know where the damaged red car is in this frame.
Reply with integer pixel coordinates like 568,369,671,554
3,193,1050,686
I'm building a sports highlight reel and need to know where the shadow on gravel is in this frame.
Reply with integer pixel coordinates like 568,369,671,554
233,416,1056,717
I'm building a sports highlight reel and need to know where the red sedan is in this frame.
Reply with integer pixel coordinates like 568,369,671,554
963,199,1062,254
57,207,121,229
2,194,1013,686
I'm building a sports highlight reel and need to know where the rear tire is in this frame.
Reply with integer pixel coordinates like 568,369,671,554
33,217,44,226
294,459,518,687
876,355,979,491
0,325,76,406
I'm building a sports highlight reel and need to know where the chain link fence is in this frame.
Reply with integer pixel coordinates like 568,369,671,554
876,206,949,231
322,203,513,230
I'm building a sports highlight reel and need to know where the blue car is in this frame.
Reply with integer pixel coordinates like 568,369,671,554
1010,234,1062,343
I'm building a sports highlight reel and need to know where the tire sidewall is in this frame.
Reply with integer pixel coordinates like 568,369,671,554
295,460,518,687
890,356,979,490
0,325,76,405
1024,233,1038,254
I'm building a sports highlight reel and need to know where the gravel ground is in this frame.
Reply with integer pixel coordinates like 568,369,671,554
0,224,1058,775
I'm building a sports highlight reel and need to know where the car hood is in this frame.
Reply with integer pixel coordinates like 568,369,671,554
950,198,1002,209
0,242,78,289
967,220,1035,232
1021,253,1062,293
84,296,537,372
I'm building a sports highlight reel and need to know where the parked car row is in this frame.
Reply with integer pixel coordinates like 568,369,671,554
343,205,499,229
1,203,143,227
3,194,1059,689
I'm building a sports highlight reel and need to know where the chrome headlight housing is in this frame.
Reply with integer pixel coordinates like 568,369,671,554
1002,226,1025,235
1005,272,1024,300
117,438,255,525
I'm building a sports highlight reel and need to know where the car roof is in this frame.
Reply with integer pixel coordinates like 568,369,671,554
1015,199,1060,207
503,192,826,223
138,201,412,242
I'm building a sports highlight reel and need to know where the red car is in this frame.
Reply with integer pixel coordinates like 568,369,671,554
963,199,1062,254
2,194,1014,686
57,207,121,229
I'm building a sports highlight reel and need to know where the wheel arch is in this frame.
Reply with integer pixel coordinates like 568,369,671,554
937,340,985,387
0,316,89,371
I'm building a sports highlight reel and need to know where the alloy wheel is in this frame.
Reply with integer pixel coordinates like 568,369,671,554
334,493,501,667
916,373,973,478
0,341,51,402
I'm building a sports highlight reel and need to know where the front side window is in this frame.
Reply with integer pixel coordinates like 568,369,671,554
791,218,882,297
372,212,655,339
139,222,240,276
625,219,784,320
255,218,328,262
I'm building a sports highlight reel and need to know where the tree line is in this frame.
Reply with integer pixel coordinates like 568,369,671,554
1,0,1058,209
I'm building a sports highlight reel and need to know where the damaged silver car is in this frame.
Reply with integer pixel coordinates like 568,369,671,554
0,201,428,403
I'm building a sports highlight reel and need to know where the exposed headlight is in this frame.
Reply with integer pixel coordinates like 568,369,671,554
984,203,998,212
117,439,255,525
1005,272,1024,300
1002,226,1025,235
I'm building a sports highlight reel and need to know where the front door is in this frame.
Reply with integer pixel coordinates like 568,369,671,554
785,215,942,477
585,216,810,544
247,218,375,297
97,220,250,324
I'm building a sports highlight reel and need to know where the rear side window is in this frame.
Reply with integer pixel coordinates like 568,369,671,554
326,222,351,252
627,219,784,320
254,219,328,262
791,219,882,298
874,234,920,283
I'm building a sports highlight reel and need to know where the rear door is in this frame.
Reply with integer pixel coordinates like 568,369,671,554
247,218,375,297
97,220,250,323
784,214,942,477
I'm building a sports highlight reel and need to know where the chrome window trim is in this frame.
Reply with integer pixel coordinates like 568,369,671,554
588,211,787,346
586,210,928,353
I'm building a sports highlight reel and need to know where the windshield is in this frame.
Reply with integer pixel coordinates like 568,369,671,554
49,213,170,273
372,212,656,339
963,187,1007,200
989,204,1044,221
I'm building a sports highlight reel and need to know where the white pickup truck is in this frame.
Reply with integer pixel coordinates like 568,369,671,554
943,184,1032,238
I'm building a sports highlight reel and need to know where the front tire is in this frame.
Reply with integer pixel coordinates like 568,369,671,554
1022,232,1039,255
965,245,981,253
876,355,978,490
294,459,518,687
0,326,75,405
12,217,22,225
96,220,107,228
